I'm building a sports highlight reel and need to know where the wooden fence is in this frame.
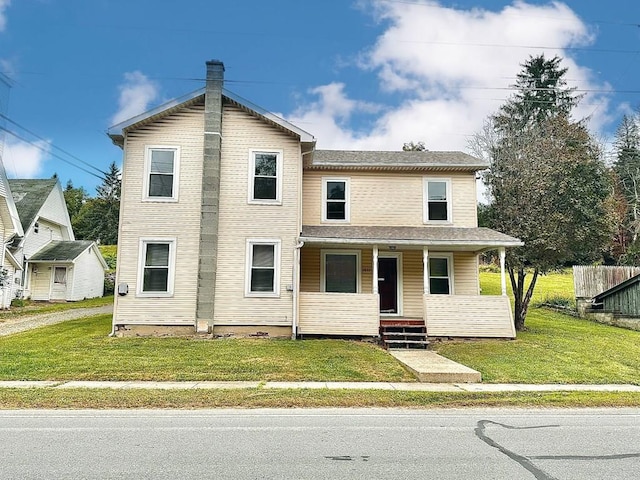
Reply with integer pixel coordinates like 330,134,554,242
573,266,640,299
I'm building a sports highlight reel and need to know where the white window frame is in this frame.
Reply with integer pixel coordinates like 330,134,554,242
321,249,361,293
245,239,281,297
427,253,454,295
136,238,177,297
322,177,350,223
53,266,67,285
248,149,283,205
423,178,452,224
143,146,181,202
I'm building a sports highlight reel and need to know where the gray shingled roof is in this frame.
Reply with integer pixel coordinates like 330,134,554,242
306,150,488,171
8,179,58,232
300,225,522,250
29,240,94,262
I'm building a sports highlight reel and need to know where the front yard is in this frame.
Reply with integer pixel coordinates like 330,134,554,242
0,270,639,385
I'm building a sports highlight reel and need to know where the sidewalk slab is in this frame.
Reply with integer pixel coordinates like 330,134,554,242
55,381,135,389
263,382,329,389
325,382,396,390
0,381,59,388
389,383,464,392
193,381,261,389
390,350,482,383
458,383,640,392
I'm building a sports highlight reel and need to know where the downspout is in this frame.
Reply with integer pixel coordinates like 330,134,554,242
292,240,304,339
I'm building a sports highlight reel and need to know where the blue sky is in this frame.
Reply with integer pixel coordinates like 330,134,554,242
0,0,639,194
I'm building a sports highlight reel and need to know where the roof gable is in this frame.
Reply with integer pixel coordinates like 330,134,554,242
8,179,58,232
29,240,108,269
107,88,315,147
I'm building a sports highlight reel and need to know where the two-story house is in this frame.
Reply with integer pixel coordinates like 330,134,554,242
107,60,521,339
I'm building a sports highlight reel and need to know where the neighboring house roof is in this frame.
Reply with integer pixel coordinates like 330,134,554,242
29,240,108,269
305,150,488,172
107,88,315,146
593,273,640,302
8,179,58,232
0,160,24,238
300,225,522,250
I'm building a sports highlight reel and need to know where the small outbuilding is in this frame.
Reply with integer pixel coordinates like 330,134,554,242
27,240,108,301
589,273,640,331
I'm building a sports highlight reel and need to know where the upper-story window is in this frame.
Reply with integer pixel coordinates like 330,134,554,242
145,146,180,201
423,178,452,223
322,178,350,222
249,150,282,204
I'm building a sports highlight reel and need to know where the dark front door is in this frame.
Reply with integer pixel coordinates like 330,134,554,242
378,257,398,314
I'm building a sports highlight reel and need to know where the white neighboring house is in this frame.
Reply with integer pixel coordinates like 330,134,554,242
0,164,24,308
8,179,107,301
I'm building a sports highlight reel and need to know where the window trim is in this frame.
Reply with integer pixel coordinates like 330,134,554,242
427,253,455,295
247,149,283,205
53,266,67,285
320,249,362,294
143,145,181,202
136,238,177,297
423,177,452,224
321,177,350,223
245,239,281,297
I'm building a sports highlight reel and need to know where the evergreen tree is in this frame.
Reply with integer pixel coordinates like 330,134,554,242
474,55,611,330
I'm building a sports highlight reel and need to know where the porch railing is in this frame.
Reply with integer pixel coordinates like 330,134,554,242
298,292,379,336
423,294,515,338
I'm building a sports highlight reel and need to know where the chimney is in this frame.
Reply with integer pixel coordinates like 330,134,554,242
196,60,224,332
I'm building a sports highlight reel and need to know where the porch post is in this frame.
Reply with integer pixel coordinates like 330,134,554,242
423,247,429,294
499,247,507,296
372,245,379,294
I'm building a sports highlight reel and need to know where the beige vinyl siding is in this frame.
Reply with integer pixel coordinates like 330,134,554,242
298,292,379,335
300,246,321,292
453,251,479,295
303,171,477,227
401,250,424,317
114,105,204,325
68,247,105,300
424,294,516,338
23,219,64,259
212,106,300,326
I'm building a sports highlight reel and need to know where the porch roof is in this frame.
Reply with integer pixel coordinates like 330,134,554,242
300,225,522,251
29,240,95,263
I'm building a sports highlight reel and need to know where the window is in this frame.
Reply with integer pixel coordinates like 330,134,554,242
138,239,176,296
322,178,350,222
246,240,281,296
424,178,451,223
34,222,39,234
53,267,66,285
145,146,180,200
249,150,282,204
322,251,360,293
428,256,452,294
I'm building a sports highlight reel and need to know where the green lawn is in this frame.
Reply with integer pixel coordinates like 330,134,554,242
0,315,413,382
1,270,640,386
433,271,640,384
0,295,113,321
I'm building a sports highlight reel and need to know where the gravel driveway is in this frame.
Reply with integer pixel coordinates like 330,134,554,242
0,304,113,337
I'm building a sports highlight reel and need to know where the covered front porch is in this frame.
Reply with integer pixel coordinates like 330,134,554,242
295,225,522,339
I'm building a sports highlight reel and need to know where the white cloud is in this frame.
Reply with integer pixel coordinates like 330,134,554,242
110,71,159,125
1,137,49,178
0,0,10,32
289,1,610,152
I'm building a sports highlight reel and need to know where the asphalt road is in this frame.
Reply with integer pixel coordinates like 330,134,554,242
1,408,639,479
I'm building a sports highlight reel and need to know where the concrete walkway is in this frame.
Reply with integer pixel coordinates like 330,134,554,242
390,350,481,383
1,380,640,392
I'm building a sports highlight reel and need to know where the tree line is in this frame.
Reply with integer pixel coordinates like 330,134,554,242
63,161,120,245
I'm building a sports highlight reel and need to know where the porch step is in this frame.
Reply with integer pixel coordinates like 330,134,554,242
380,319,428,350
